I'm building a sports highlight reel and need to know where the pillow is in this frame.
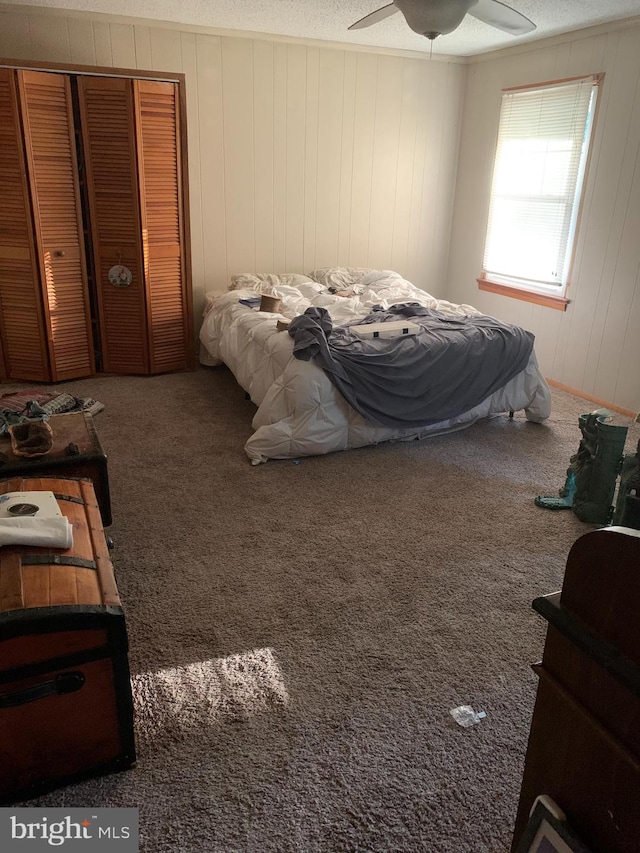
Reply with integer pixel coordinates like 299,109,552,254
308,267,375,289
278,273,316,288
229,273,314,292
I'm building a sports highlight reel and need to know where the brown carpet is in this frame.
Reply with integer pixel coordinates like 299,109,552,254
4,367,635,852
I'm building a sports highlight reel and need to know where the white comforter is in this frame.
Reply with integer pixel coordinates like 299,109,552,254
199,270,551,464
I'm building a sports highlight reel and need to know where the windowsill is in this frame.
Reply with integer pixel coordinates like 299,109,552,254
477,278,570,311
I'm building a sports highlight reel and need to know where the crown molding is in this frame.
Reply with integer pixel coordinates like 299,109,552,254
4,2,638,66
468,14,640,64
0,3,466,63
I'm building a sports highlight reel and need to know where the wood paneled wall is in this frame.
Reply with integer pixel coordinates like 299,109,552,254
3,7,636,412
449,25,640,414
0,6,465,328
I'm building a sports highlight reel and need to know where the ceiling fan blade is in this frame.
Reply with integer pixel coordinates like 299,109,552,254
348,3,399,30
468,0,536,35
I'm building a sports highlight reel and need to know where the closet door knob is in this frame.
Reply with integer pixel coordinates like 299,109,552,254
53,250,66,257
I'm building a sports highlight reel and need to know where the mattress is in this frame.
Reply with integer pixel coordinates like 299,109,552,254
199,269,552,464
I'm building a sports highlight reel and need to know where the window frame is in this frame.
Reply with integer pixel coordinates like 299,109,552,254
477,73,604,312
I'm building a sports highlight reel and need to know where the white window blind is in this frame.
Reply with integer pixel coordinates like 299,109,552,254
483,76,599,292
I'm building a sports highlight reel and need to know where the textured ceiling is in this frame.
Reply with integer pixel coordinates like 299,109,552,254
3,0,640,56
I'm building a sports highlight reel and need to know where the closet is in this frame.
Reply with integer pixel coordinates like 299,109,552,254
0,65,192,382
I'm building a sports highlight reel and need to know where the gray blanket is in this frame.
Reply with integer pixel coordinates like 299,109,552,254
288,303,534,427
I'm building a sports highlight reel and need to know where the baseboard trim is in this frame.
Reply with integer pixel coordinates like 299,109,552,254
546,378,637,418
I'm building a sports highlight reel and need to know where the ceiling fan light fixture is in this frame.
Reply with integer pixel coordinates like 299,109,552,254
347,0,536,41
394,0,477,36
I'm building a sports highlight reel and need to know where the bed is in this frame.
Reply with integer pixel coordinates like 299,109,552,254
199,268,551,465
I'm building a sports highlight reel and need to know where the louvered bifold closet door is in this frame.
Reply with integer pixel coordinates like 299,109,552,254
0,332,6,380
0,336,6,380
77,76,149,374
134,80,192,373
17,71,94,381
0,69,50,381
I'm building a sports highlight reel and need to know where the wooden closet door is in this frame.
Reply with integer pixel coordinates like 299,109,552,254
18,70,94,381
77,76,149,374
134,80,192,373
0,334,6,381
0,68,50,381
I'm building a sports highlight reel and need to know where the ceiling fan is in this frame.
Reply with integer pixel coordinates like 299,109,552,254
348,0,536,41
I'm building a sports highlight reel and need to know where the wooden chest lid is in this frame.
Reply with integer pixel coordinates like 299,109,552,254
0,476,120,616
0,412,105,467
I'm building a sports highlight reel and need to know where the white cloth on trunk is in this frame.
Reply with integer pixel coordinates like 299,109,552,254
0,517,73,549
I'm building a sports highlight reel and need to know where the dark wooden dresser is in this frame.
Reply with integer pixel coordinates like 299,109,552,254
512,527,640,852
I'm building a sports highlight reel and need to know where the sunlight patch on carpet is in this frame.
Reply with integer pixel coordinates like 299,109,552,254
131,647,288,745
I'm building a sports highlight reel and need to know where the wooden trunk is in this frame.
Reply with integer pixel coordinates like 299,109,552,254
0,477,135,804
